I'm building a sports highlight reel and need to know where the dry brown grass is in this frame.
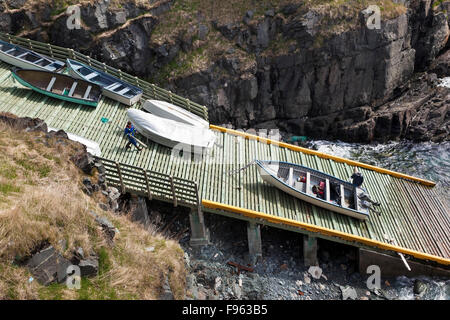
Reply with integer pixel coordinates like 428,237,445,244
0,119,186,300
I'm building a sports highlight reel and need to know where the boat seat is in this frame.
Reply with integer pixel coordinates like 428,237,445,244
340,184,346,207
16,52,28,59
354,189,360,211
305,172,311,194
46,77,57,92
68,82,78,97
106,82,121,91
288,167,294,187
85,72,98,80
82,85,92,99
325,179,330,202
34,58,44,64
4,48,15,54
116,87,130,95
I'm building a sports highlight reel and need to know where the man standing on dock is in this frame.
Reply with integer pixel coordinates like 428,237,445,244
124,121,143,151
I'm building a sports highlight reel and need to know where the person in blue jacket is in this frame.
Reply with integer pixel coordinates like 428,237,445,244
124,121,142,151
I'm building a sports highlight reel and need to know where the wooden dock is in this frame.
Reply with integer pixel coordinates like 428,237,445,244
0,33,449,267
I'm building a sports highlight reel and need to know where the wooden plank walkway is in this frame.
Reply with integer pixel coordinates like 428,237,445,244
0,59,449,266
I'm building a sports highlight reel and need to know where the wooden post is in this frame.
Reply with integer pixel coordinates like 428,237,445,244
169,176,177,207
151,84,156,98
47,43,53,58
186,98,191,112
143,169,152,201
115,161,125,194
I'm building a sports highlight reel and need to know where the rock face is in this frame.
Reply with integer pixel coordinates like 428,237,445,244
25,246,72,285
0,1,448,142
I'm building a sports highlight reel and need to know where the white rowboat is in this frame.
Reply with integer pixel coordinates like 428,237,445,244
127,109,216,149
142,99,209,128
256,160,370,220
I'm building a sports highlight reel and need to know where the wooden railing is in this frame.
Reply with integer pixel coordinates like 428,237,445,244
0,32,209,121
95,157,200,208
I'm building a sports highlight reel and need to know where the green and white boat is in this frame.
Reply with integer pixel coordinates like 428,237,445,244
11,68,102,107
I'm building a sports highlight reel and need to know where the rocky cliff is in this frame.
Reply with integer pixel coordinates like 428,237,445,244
0,0,448,142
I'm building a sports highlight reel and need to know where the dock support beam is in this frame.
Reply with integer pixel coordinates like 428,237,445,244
189,207,209,247
247,222,262,265
303,235,318,266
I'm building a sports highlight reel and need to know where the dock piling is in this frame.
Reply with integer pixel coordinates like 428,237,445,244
189,207,210,247
247,222,262,265
303,235,318,266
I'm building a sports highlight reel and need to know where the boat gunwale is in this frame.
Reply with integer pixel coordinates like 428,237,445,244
66,59,143,96
256,159,370,217
0,39,64,71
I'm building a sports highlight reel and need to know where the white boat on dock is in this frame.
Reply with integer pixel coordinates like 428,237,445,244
142,99,209,128
256,160,370,220
127,108,216,149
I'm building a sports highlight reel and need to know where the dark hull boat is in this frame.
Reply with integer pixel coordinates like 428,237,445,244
0,40,65,72
256,160,370,220
66,59,142,106
12,69,102,107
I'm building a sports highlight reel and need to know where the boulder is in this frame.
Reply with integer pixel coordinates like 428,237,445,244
78,256,99,277
71,149,95,175
340,285,357,300
26,246,72,286
89,211,116,241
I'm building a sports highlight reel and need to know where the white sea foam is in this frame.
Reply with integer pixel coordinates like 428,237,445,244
438,77,450,88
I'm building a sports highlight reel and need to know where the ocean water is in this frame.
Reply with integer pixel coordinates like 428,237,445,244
307,140,450,206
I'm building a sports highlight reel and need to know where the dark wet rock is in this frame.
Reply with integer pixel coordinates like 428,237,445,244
78,256,99,277
71,149,95,175
89,211,116,242
94,162,106,175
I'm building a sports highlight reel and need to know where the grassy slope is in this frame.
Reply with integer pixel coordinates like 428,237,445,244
0,118,186,300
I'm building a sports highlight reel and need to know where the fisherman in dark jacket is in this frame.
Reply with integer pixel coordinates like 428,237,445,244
124,121,142,151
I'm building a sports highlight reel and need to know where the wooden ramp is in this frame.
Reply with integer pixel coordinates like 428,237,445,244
0,33,448,267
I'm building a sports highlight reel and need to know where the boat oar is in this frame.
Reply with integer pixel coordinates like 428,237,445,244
100,117,148,149
384,235,411,272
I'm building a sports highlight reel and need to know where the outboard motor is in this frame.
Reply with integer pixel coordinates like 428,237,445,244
351,172,364,187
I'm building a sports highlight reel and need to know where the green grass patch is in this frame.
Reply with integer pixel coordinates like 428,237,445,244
15,157,52,178
0,163,17,180
0,182,21,195
38,283,66,300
